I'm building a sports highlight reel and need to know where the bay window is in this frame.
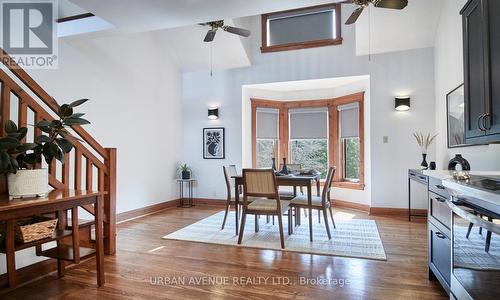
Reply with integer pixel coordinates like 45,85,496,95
251,92,364,190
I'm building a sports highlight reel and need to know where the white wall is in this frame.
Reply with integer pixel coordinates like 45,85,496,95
434,0,500,171
1,31,183,274
181,9,436,209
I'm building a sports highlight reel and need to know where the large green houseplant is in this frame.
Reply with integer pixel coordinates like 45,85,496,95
0,99,90,199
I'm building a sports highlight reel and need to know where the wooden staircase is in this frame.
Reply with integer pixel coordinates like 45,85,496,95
0,48,116,255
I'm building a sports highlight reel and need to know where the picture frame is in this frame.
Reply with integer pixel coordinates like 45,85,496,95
203,127,225,159
446,84,469,148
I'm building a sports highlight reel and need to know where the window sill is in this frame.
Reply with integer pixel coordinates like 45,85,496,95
332,181,365,190
260,38,343,53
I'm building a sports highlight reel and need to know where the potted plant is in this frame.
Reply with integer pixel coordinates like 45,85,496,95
0,99,91,199
179,164,191,179
413,132,438,169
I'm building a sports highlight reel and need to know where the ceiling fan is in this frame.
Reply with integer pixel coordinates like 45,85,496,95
200,20,251,42
342,0,408,25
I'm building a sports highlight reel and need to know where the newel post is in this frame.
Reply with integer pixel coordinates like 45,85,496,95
104,148,117,255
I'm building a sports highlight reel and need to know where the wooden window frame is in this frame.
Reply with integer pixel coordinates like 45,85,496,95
261,3,343,53
251,92,365,190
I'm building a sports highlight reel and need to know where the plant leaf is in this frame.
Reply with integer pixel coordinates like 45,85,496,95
69,113,85,118
63,117,90,126
36,120,51,128
59,104,73,118
5,120,17,134
56,138,73,153
68,99,89,108
0,137,20,150
35,135,51,144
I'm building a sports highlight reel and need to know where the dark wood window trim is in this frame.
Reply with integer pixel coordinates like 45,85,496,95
251,92,365,191
261,4,342,53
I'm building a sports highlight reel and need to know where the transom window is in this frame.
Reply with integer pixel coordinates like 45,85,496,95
251,93,365,190
261,4,342,53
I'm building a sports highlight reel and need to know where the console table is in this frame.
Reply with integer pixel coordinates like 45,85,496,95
0,189,105,289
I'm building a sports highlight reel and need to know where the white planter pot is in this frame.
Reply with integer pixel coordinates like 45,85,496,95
7,169,49,199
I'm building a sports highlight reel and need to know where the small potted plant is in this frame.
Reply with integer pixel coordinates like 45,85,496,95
1,99,91,199
413,132,438,169
179,164,191,179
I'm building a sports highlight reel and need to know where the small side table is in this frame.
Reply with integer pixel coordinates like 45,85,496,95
176,179,196,208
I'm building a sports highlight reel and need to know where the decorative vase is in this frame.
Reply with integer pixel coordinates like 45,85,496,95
280,158,289,174
448,154,471,171
429,161,436,170
181,171,191,179
7,169,49,200
271,158,276,171
420,154,428,169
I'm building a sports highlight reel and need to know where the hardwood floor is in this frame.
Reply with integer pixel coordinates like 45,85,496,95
3,206,447,299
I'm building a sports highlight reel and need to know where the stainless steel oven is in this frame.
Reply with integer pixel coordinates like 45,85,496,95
448,198,500,299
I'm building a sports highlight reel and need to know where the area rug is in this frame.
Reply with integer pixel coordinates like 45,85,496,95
163,211,387,261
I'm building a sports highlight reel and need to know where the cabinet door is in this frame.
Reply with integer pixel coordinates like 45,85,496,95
485,0,500,138
463,0,488,141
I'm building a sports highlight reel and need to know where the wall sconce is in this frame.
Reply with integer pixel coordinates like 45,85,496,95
395,97,411,111
208,107,219,120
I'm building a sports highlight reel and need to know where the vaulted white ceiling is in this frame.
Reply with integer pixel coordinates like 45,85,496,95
63,0,445,72
69,0,341,33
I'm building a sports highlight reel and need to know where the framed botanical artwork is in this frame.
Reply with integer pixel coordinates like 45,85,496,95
446,84,469,148
203,127,225,159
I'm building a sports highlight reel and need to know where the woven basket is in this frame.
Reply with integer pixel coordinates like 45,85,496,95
7,169,49,199
15,216,58,243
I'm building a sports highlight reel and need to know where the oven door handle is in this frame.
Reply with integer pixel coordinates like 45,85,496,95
447,200,500,235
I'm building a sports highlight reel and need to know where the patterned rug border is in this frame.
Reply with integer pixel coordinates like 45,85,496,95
163,211,387,261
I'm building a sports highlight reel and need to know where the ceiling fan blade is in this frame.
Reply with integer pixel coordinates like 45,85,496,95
223,26,251,37
204,29,217,42
373,0,408,9
345,7,364,25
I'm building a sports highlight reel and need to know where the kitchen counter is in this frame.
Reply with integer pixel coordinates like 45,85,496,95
423,170,500,181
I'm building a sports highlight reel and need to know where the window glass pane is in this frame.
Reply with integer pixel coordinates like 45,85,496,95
256,139,277,169
343,137,360,181
268,9,335,46
290,139,328,179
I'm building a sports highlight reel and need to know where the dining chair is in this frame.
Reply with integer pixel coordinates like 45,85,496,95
238,169,292,249
290,167,336,240
221,165,257,230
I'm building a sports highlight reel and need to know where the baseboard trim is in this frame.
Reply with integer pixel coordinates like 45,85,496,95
194,198,226,206
332,199,370,213
116,199,178,223
370,207,427,217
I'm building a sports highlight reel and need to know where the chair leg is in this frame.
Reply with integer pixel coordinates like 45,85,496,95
272,216,275,225
322,208,331,240
329,206,336,229
266,215,270,224
466,222,474,239
479,214,483,235
308,206,313,242
238,211,247,244
255,215,259,232
288,209,292,235
221,202,230,230
486,230,492,252
277,212,285,249
318,211,321,223
486,217,493,252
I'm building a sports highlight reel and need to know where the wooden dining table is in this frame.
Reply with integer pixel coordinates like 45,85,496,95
231,173,320,241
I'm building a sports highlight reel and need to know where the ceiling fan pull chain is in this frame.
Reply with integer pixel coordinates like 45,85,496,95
210,42,213,77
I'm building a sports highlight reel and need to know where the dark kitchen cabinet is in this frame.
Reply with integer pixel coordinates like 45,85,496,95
462,0,500,144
